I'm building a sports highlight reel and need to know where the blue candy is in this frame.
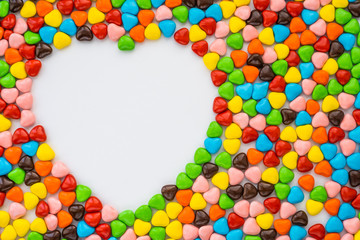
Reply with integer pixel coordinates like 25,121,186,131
226,230,243,240
122,13,139,31
77,221,95,238
39,26,57,44
329,153,346,169
295,111,312,126
236,83,253,100
355,93,360,109
273,25,290,43
205,4,222,22
0,157,12,176
59,19,77,36
347,152,360,170
151,0,165,8
189,8,205,24
289,225,307,240
299,62,314,79
325,217,343,233
21,141,39,156
214,217,229,235
287,186,304,204
121,0,139,15
338,33,356,51
285,83,302,101
204,137,222,154
256,98,271,114
320,143,337,160
256,134,273,152
252,82,269,100
338,203,356,220
301,9,319,25
349,126,360,143
159,20,176,38
332,169,349,185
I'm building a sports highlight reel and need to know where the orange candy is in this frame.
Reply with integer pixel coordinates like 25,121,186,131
230,50,248,68
247,148,264,165
177,206,195,224
71,11,88,27
35,161,53,177
300,30,317,45
243,66,259,83
209,204,226,221
36,0,53,17
324,198,340,216
6,186,23,202
298,174,314,192
314,160,332,177
325,233,340,240
176,189,193,206
165,0,181,8
274,219,291,235
138,10,155,27
96,0,112,13
289,17,306,33
0,27,4,39
59,191,76,206
57,210,73,228
284,33,300,50
4,48,22,65
130,25,145,42
4,147,22,165
247,39,264,55
312,70,329,85
327,23,343,41
306,99,320,115
44,176,61,194
312,127,328,144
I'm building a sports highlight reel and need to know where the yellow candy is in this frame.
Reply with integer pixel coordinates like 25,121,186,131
30,218,47,234
284,67,301,83
10,62,27,79
24,192,39,210
259,28,275,45
88,7,105,24
228,96,243,113
166,202,183,219
53,32,71,50
13,219,30,237
203,53,220,70
44,10,62,28
274,44,289,60
322,58,338,75
280,126,297,142
322,95,339,112
296,125,313,141
319,4,335,22
211,172,229,190
166,221,183,239
0,210,10,228
189,25,207,42
306,199,323,216
261,167,279,184
2,225,17,240
144,23,161,40
256,213,274,229
308,145,324,163
282,151,298,170
219,1,236,18
223,139,241,155
225,123,242,139
233,0,250,6
229,17,246,33
134,219,151,236
268,92,286,109
30,182,47,199
189,193,207,210
355,230,360,240
151,210,170,227
36,143,55,161
0,115,11,132
20,1,36,18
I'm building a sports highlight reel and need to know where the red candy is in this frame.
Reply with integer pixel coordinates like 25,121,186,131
242,127,258,143
174,28,189,45
297,156,313,172
30,125,47,142
264,197,281,214
340,186,357,202
91,23,108,39
263,150,280,167
19,44,36,60
211,70,227,87
262,10,278,27
105,9,122,25
57,0,74,15
227,212,244,229
199,18,216,35
275,140,291,157
286,2,303,17
85,196,103,212
213,97,228,113
308,224,325,240
328,127,345,143
264,126,280,142
12,128,30,144
3,104,21,119
61,174,77,191
36,200,50,218
314,36,330,52
27,17,45,33
84,212,102,227
0,192,5,207
215,110,232,126
96,223,112,239
191,40,208,57
1,14,16,29
25,60,42,77
253,0,269,11
74,0,92,10
336,70,351,85
285,51,300,67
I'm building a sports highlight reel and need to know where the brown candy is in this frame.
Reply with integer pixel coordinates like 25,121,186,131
76,26,93,41
226,185,243,200
43,231,61,240
329,41,345,58
18,155,34,171
349,170,360,187
233,153,249,170
9,0,23,13
24,171,41,186
291,210,308,226
161,185,178,201
258,181,274,197
0,176,15,192
281,108,296,125
243,183,258,200
260,229,277,240
194,210,210,227
62,225,78,240
328,110,344,126
348,2,360,17
196,0,213,9
36,42,53,58
259,64,275,81
246,10,263,26
202,162,219,179
277,11,291,25
247,54,264,68
68,204,85,221
182,0,196,7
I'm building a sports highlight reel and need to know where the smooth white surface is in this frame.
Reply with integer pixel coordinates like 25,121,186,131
32,38,218,210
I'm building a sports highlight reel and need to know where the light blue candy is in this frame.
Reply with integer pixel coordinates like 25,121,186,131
121,0,139,15
204,137,222,154
21,141,39,156
77,221,95,238
338,203,356,220
108,238,117,240
122,13,139,31
252,82,269,100
205,4,222,22
320,143,337,160
273,25,290,43
256,98,271,114
299,62,314,79
59,19,77,36
226,230,243,240
0,157,12,176
256,134,273,152
346,152,360,170
287,186,304,204
159,20,176,38
355,93,360,109
289,225,307,240
301,9,319,25
285,83,302,101
338,33,356,51
325,217,343,233
349,126,360,143
295,111,311,126
151,0,165,8
332,169,349,185
236,83,253,100
39,26,57,44
189,8,205,24
329,153,346,169
214,217,229,235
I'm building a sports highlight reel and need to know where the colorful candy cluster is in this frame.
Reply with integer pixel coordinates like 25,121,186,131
0,0,359,238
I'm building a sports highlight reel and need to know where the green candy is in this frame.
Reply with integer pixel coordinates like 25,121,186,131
8,168,25,185
335,8,352,25
226,33,243,50
310,186,327,202
228,70,245,85
0,73,16,88
149,227,166,240
137,0,151,9
194,147,211,164
24,31,41,45
279,167,294,184
207,121,223,138
243,99,257,117
344,18,360,34
111,220,127,237
176,172,193,189
337,53,353,70
351,63,360,78
312,84,328,100
118,36,135,51
111,0,126,7
351,47,360,64
274,183,291,200
271,60,288,76
118,210,135,226
218,193,235,209
245,236,261,240
135,205,152,221
28,232,43,240
327,79,343,95
148,194,165,210
298,46,314,63
217,57,234,73
0,1,9,17
172,6,188,23
0,60,9,77
266,109,282,125
76,185,92,202
185,163,202,179
215,152,232,169
218,82,234,100
344,78,360,94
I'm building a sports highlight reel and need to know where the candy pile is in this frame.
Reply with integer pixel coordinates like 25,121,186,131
0,0,360,238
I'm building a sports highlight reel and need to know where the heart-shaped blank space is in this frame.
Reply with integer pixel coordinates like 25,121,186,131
33,39,217,210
